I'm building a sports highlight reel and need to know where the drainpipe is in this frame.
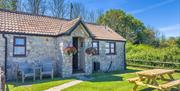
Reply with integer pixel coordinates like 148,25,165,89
124,42,126,70
2,34,7,81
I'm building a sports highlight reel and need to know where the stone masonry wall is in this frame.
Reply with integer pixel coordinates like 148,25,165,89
90,41,125,72
2,34,58,80
0,34,5,67
0,25,125,79
55,24,125,77
56,24,92,77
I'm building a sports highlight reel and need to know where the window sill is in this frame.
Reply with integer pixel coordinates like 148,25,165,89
106,53,116,55
93,54,99,56
13,54,26,57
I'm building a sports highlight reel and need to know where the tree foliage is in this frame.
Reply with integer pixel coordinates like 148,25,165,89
126,42,180,62
97,9,158,45
0,0,17,11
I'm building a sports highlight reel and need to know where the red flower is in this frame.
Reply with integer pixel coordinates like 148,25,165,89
64,46,77,55
85,47,96,56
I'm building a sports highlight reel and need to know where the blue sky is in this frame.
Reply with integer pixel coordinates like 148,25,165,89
69,0,180,38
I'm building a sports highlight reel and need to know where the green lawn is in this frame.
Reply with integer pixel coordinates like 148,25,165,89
63,67,180,91
7,78,74,91
7,67,180,91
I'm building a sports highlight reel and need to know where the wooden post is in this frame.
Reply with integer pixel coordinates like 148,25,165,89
133,84,138,91
167,73,174,80
146,78,151,84
160,75,165,80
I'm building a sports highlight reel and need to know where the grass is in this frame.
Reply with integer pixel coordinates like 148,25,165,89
63,67,180,91
6,67,180,91
7,77,74,91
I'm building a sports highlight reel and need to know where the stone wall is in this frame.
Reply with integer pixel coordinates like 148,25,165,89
55,24,125,77
0,34,5,67
89,41,125,72
0,24,125,79
56,24,93,77
56,36,72,77
1,34,58,80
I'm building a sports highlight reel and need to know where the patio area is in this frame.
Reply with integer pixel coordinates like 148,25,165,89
6,67,180,91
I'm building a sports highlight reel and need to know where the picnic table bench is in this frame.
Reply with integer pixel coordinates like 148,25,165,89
160,79,180,90
128,69,180,91
128,77,146,83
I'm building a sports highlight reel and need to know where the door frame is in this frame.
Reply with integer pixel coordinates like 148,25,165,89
72,37,79,72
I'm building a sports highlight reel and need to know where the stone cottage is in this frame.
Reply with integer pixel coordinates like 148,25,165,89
0,9,126,80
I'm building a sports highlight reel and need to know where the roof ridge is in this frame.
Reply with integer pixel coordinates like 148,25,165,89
0,8,106,27
85,22,103,26
0,8,126,41
0,8,71,21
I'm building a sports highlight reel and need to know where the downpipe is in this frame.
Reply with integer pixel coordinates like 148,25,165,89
2,34,7,82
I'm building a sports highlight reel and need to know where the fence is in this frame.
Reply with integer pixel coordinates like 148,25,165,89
0,67,5,91
127,59,180,71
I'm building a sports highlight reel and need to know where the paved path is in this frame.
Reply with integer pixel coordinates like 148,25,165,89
44,80,83,91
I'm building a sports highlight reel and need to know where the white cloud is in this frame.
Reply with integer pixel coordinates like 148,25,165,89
128,0,176,14
159,24,180,31
158,24,180,37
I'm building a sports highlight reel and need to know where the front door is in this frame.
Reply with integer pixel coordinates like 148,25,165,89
73,37,78,71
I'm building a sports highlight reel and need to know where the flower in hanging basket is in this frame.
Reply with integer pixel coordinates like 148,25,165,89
63,46,77,55
85,47,96,56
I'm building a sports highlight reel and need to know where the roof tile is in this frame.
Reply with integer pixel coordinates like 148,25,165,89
0,9,125,41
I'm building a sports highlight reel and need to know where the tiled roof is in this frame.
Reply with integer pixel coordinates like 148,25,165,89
86,24,125,41
0,9,126,41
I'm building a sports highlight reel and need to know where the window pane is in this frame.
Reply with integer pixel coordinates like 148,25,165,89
93,42,97,48
106,43,109,48
106,43,110,54
105,49,109,54
15,38,25,45
14,47,25,55
95,48,98,53
110,43,115,48
111,49,115,53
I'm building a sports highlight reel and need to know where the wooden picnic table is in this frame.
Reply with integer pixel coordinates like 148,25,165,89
136,69,175,85
129,69,177,91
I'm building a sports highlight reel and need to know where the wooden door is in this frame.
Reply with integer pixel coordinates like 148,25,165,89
73,37,78,71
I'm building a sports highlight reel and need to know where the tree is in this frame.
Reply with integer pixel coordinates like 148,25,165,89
0,0,2,8
71,2,86,20
88,10,95,23
25,0,46,15
97,9,147,44
138,27,157,45
87,9,103,23
0,0,18,11
50,0,67,18
176,37,180,48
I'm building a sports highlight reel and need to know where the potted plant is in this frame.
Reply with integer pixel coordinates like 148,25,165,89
63,46,77,56
85,47,96,56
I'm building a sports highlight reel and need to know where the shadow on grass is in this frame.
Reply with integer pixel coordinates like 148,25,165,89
87,68,141,82
6,83,10,91
7,77,73,87
139,88,155,91
6,67,142,90
139,88,179,91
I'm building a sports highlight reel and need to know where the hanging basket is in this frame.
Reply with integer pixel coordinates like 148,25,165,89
85,47,96,56
63,46,77,56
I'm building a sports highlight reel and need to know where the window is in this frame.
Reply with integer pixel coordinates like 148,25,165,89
13,37,26,57
106,42,116,55
92,41,99,55
105,43,109,54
